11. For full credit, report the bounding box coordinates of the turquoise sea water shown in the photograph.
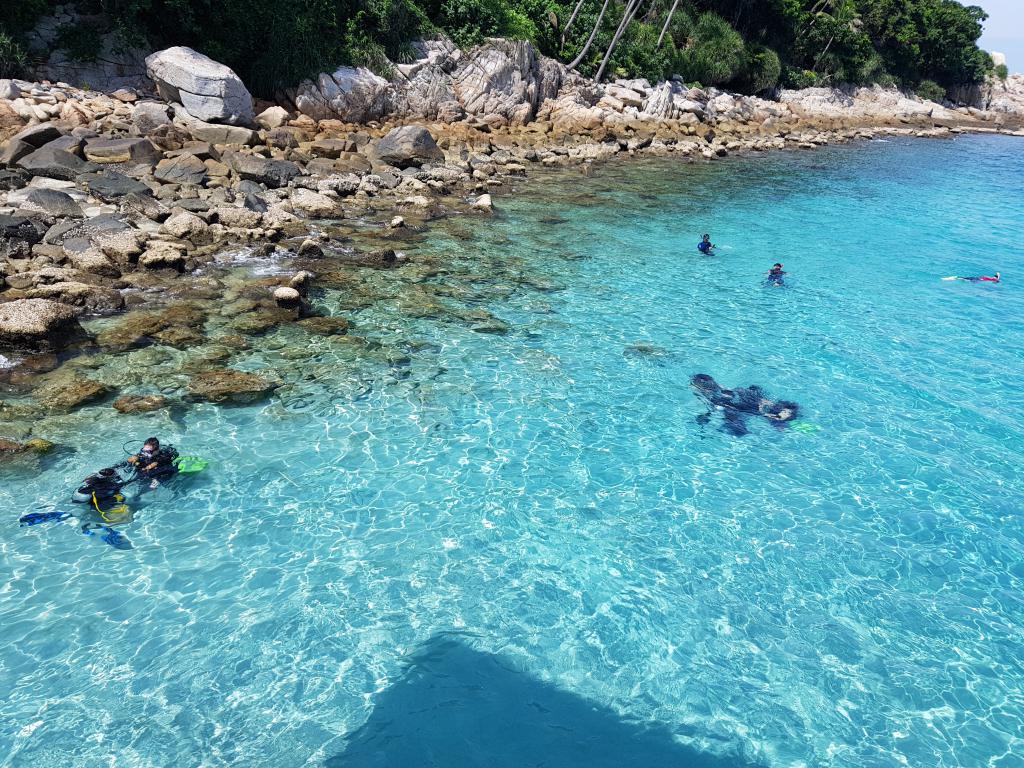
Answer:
[2,135,1023,768]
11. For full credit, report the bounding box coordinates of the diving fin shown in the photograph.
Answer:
[82,524,133,550]
[19,511,72,527]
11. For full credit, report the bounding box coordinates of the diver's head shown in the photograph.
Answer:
[702,234,710,241]
[764,400,799,422]
[691,373,720,395]
[141,437,160,457]
[995,272,1001,281]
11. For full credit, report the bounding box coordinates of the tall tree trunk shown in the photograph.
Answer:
[568,0,611,70]
[657,0,680,48]
[595,0,643,82]
[813,33,836,72]
[561,0,589,54]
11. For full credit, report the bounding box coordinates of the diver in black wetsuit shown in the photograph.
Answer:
[691,374,799,436]
[121,437,179,490]
[766,263,786,286]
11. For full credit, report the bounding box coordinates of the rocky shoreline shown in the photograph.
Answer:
[1,38,1023,465]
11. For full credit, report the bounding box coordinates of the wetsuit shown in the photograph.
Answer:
[76,471,126,506]
[123,445,179,485]
[697,241,713,254]
[958,276,999,283]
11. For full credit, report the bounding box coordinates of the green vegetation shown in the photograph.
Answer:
[0,32,30,78]
[916,79,946,102]
[995,63,1008,81]
[0,0,996,97]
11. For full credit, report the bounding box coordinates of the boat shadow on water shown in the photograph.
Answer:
[327,635,764,768]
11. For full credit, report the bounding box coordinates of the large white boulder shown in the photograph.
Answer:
[145,46,254,125]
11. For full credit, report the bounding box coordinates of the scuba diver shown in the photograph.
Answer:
[120,437,179,490]
[691,373,800,436]
[19,438,203,550]
[945,272,1000,283]
[20,466,136,549]
[766,263,786,286]
[697,234,715,254]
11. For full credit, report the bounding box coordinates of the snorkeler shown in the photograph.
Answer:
[121,437,179,490]
[691,373,800,436]
[767,263,786,285]
[945,272,1000,283]
[697,234,715,254]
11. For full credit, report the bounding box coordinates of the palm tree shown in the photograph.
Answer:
[568,0,612,70]
[560,0,589,54]
[656,0,681,49]
[595,0,646,82]
[810,0,862,74]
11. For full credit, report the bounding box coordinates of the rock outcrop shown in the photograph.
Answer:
[0,298,85,351]
[294,37,564,126]
[295,67,393,123]
[146,47,254,125]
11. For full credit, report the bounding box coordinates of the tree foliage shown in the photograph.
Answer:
[0,0,996,96]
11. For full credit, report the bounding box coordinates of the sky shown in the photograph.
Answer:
[978,0,1024,73]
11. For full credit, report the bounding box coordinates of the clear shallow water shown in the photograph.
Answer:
[2,135,1024,768]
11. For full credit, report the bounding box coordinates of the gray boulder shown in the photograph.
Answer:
[0,140,35,167]
[225,152,301,188]
[154,154,207,185]
[146,46,254,125]
[131,101,173,135]
[7,124,64,149]
[0,168,28,190]
[17,146,97,181]
[83,171,153,200]
[23,188,83,218]
[45,135,86,157]
[373,126,443,169]
[84,137,162,165]
[0,215,44,259]
[0,79,21,100]
[171,105,259,145]
[0,298,86,351]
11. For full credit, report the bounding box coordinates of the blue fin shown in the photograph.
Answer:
[19,511,72,527]
[100,526,133,550]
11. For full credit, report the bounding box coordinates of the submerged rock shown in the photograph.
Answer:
[187,369,280,404]
[297,316,350,336]
[113,394,169,413]
[34,374,110,411]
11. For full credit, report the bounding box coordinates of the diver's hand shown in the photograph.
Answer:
[144,462,157,471]
[126,456,139,465]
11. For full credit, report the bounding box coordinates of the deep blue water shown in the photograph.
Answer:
[2,135,1023,768]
